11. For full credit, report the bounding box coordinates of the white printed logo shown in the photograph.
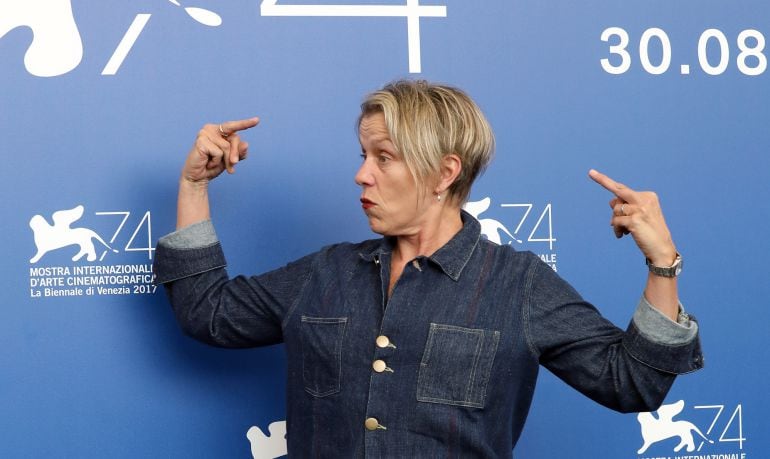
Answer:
[637,400,713,454]
[0,0,221,77]
[260,0,447,73]
[1,0,442,77]
[30,205,117,263]
[636,400,746,457]
[0,0,83,77]
[27,205,156,299]
[102,1,222,75]
[463,196,557,271]
[247,421,288,459]
[464,197,520,245]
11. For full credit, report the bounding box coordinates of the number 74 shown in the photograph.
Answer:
[94,211,154,260]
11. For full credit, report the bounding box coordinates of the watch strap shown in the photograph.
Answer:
[646,253,682,278]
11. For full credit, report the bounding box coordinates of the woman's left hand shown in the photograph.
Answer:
[588,169,678,266]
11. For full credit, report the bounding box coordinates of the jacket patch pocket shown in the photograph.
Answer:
[417,323,500,408]
[300,316,348,397]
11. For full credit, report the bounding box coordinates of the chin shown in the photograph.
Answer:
[367,222,387,236]
[365,217,395,236]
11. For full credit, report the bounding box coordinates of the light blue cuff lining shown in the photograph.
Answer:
[158,220,219,249]
[632,296,698,346]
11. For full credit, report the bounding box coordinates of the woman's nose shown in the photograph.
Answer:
[355,160,373,186]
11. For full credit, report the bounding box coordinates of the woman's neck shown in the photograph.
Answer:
[392,206,463,263]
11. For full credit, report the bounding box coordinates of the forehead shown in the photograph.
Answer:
[358,112,390,141]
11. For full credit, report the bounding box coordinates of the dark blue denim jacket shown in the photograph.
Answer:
[153,212,702,458]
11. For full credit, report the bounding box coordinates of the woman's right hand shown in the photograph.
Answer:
[181,117,260,183]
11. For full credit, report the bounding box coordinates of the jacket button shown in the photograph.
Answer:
[375,335,396,349]
[365,417,385,431]
[376,335,391,348]
[372,360,387,373]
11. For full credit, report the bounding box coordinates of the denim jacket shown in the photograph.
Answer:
[153,211,702,458]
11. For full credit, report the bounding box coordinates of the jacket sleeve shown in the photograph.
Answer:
[152,221,314,348]
[523,256,703,413]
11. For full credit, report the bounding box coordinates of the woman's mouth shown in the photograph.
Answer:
[360,198,375,210]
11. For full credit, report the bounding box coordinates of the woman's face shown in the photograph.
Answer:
[355,112,435,236]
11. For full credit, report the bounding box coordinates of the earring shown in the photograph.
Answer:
[436,193,442,202]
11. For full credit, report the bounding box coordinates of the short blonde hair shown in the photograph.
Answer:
[358,80,495,204]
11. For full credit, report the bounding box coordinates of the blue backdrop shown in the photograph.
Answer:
[2,0,767,457]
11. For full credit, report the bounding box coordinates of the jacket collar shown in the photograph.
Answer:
[359,210,481,282]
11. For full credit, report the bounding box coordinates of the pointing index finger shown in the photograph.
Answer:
[220,117,260,136]
[588,169,637,202]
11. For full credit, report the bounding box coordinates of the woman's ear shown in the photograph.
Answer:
[436,153,462,195]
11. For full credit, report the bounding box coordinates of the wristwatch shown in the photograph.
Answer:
[646,253,683,278]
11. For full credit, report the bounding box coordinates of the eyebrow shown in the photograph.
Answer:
[360,134,394,147]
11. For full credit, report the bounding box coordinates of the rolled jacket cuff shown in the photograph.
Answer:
[158,220,219,249]
[633,296,698,345]
[152,240,226,284]
[623,310,703,374]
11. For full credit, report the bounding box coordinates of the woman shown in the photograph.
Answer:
[154,80,702,457]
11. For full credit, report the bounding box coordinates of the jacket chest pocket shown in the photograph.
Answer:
[417,323,500,409]
[300,316,348,397]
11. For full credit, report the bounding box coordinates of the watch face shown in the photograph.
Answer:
[674,260,683,276]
